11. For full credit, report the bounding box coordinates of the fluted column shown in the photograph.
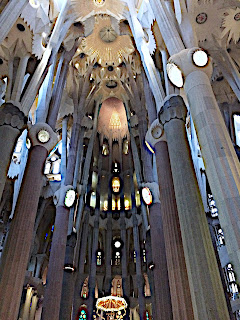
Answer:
[150,0,184,55]
[29,294,38,320]
[146,118,194,319]
[120,212,129,298]
[22,287,33,320]
[159,94,230,320]
[59,231,77,320]
[132,214,145,320]
[0,123,57,320]
[155,139,194,319]
[0,102,27,201]
[72,210,90,319]
[88,209,100,319]
[104,215,112,294]
[41,185,74,320]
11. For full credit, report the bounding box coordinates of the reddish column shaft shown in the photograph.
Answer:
[41,205,69,320]
[155,141,194,320]
[148,202,173,320]
[0,145,47,320]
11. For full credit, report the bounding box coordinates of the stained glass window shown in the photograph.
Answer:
[79,309,87,319]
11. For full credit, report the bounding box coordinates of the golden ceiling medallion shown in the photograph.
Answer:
[94,0,105,6]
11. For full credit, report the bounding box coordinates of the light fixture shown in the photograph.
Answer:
[64,189,76,208]
[192,49,208,67]
[148,262,155,270]
[63,264,76,273]
[37,130,50,143]
[114,240,121,249]
[142,187,153,206]
[96,295,127,316]
[26,138,31,149]
[166,62,184,88]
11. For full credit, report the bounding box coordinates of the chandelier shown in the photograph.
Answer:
[96,296,127,320]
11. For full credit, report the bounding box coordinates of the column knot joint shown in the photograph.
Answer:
[159,95,187,126]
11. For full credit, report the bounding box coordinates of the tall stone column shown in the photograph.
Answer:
[29,294,38,320]
[41,185,74,320]
[150,0,184,55]
[120,212,129,298]
[88,209,100,319]
[104,215,112,295]
[0,123,57,320]
[59,231,77,320]
[22,286,33,320]
[132,214,145,320]
[0,102,27,201]
[72,210,90,319]
[169,48,240,281]
[159,95,230,320]
[146,119,194,319]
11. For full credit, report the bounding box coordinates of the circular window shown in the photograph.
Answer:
[234,12,240,21]
[37,130,50,143]
[196,12,208,24]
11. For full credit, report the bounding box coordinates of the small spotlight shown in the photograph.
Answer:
[192,49,208,67]
[148,262,155,270]
[166,62,183,88]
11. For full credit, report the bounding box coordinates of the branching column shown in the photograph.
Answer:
[0,103,27,201]
[159,95,230,320]
[0,123,57,320]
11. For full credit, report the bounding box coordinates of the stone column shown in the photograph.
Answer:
[88,209,100,319]
[0,123,57,320]
[72,210,90,319]
[120,212,129,298]
[41,185,75,320]
[59,231,77,320]
[159,94,230,320]
[0,102,27,201]
[146,119,194,319]
[104,214,112,295]
[150,0,184,55]
[132,214,145,320]
[29,294,38,320]
[169,47,240,280]
[22,286,33,320]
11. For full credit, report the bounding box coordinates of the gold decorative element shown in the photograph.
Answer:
[82,16,134,66]
[109,109,121,130]
[71,0,126,21]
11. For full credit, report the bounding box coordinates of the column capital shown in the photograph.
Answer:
[168,47,212,80]
[159,95,187,126]
[0,101,27,130]
[28,122,58,152]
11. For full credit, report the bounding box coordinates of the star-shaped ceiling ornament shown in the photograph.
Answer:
[222,8,240,43]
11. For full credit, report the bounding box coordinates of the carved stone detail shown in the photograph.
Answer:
[0,102,27,129]
[145,118,165,147]
[28,122,58,152]
[159,95,187,126]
